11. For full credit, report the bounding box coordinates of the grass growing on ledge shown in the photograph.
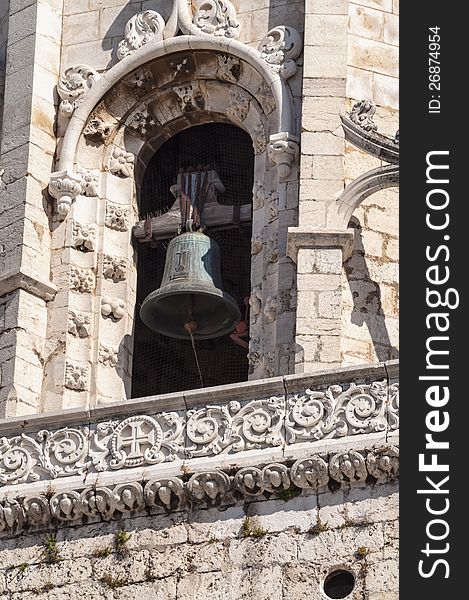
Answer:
[42,532,62,564]
[115,529,132,554]
[309,516,329,535]
[93,546,113,558]
[355,546,370,559]
[241,516,268,539]
[276,486,302,502]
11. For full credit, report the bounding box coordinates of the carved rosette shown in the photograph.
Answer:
[64,362,89,391]
[49,170,83,217]
[268,132,300,178]
[72,222,96,252]
[117,10,165,60]
[68,310,91,338]
[102,255,126,282]
[57,65,100,117]
[99,344,119,367]
[77,168,100,196]
[108,147,135,178]
[105,202,130,231]
[193,0,240,39]
[258,26,302,79]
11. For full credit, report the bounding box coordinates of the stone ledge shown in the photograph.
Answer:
[0,361,399,501]
[0,271,57,302]
[286,227,355,262]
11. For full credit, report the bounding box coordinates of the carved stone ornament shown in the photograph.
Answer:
[252,180,265,210]
[249,285,262,324]
[264,295,278,324]
[366,446,399,481]
[285,380,398,443]
[49,170,83,217]
[84,117,112,143]
[258,26,302,79]
[226,87,250,122]
[99,344,119,368]
[251,235,263,256]
[77,168,100,196]
[193,0,240,39]
[174,84,205,112]
[268,132,300,178]
[108,147,135,178]
[57,65,100,117]
[128,107,156,136]
[117,10,165,60]
[64,362,89,391]
[103,255,126,282]
[267,232,279,263]
[0,446,398,532]
[105,202,130,231]
[252,121,267,155]
[101,296,125,320]
[68,310,91,338]
[216,53,241,83]
[72,222,96,252]
[70,266,95,294]
[349,99,378,132]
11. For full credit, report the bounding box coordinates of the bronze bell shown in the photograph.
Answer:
[140,231,241,340]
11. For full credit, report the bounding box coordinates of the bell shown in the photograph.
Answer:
[140,231,241,340]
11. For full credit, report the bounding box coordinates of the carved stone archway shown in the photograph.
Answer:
[45,39,301,411]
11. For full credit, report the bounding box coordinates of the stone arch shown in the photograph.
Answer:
[44,40,300,410]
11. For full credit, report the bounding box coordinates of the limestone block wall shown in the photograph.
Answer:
[0,483,398,599]
[0,0,64,418]
[0,0,9,138]
[339,0,399,365]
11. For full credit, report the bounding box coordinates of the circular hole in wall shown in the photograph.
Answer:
[323,570,355,599]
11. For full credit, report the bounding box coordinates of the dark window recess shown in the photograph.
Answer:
[132,123,254,398]
[323,570,355,599]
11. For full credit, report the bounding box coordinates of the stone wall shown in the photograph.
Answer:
[0,0,9,139]
[347,0,399,110]
[61,0,306,70]
[0,483,398,599]
[339,0,399,365]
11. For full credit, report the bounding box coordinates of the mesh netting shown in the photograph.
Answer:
[132,123,254,398]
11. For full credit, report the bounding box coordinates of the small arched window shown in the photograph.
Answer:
[131,123,254,398]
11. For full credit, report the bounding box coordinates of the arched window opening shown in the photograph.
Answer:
[132,123,254,398]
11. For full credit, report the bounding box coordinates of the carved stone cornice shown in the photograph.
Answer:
[0,445,398,534]
[340,111,399,164]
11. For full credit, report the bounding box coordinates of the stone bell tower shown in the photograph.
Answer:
[0,1,399,598]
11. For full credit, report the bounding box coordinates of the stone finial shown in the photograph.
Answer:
[349,99,378,132]
[258,26,302,79]
[193,0,240,39]
[268,132,300,178]
[48,170,83,217]
[57,65,101,117]
[117,10,165,60]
